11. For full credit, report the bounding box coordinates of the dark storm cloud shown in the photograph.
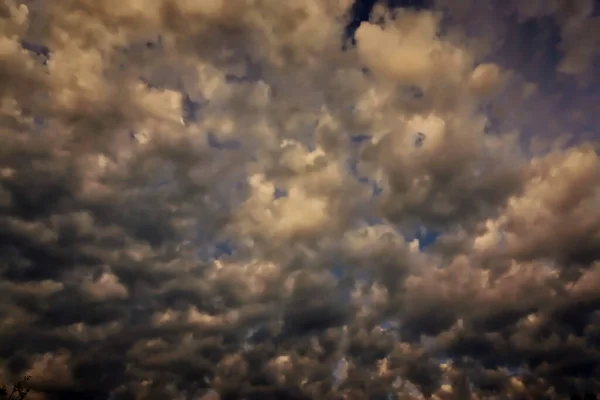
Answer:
[1,0,600,399]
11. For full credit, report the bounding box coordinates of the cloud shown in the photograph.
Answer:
[0,0,599,398]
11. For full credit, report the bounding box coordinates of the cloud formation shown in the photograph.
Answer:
[1,0,599,398]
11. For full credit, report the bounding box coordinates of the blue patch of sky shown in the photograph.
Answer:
[372,184,383,196]
[478,10,561,89]
[350,133,371,144]
[594,0,600,17]
[329,256,354,304]
[304,135,317,152]
[207,132,242,150]
[516,16,562,83]
[21,40,50,65]
[413,131,426,148]
[347,133,383,196]
[385,0,431,10]
[401,85,425,100]
[128,130,138,143]
[439,2,593,150]
[362,215,386,227]
[467,4,600,151]
[196,238,235,262]
[344,0,378,47]
[344,0,433,47]
[347,158,370,185]
[20,41,50,127]
[32,116,44,128]
[331,261,345,281]
[181,92,206,125]
[413,227,440,251]
[273,187,288,199]
[480,103,501,134]
[214,240,235,258]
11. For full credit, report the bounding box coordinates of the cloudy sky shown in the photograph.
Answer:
[1,0,600,399]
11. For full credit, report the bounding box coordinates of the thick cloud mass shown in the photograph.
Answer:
[1,0,600,399]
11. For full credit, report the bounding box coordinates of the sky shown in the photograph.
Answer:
[1,0,600,399]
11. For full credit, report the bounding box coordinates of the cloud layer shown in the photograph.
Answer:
[1,0,599,398]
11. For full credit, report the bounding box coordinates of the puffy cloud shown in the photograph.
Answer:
[81,269,129,302]
[0,0,599,399]
[468,63,507,98]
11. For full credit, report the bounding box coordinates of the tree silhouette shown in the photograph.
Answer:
[0,376,31,400]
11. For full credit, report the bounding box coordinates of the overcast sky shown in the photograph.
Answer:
[1,0,600,399]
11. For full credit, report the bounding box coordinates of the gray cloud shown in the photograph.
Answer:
[1,0,600,399]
